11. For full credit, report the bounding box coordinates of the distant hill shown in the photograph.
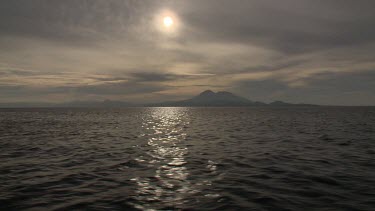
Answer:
[57,100,134,108]
[268,100,316,107]
[0,100,134,108]
[150,90,263,107]
[0,90,317,108]
[150,90,315,107]
[0,102,56,108]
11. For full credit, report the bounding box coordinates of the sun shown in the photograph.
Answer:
[154,10,179,35]
[163,16,174,28]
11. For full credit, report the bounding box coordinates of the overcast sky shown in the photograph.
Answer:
[1,0,375,105]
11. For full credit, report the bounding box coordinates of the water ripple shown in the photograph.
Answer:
[0,107,374,210]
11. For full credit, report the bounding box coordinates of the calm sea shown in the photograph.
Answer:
[0,107,374,210]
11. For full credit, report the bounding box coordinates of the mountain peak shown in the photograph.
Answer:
[188,90,252,106]
[199,90,215,96]
[269,100,289,105]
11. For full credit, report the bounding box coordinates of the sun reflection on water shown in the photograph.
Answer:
[131,107,195,210]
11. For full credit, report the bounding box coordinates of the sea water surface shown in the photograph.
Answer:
[0,107,374,210]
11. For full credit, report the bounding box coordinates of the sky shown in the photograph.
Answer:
[0,0,375,105]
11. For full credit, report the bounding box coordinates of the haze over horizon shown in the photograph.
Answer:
[1,0,375,106]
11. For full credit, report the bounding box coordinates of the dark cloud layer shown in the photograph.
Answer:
[0,0,375,105]
[179,0,375,53]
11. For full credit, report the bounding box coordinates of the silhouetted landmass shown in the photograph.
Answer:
[148,90,317,107]
[0,90,318,108]
[0,102,56,108]
[58,100,134,108]
[150,90,260,107]
[0,100,133,108]
[268,100,317,107]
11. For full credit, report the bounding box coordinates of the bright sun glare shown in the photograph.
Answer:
[155,11,179,35]
[163,16,174,27]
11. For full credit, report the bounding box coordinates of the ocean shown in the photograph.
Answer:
[0,107,374,210]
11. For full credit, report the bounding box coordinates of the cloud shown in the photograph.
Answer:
[232,70,375,105]
[0,0,375,105]
[178,0,375,53]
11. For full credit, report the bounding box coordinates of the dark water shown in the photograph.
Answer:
[0,107,374,210]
